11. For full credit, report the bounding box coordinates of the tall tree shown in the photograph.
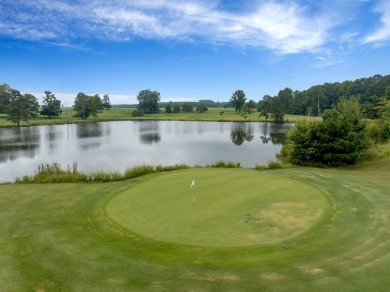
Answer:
[0,84,12,114]
[277,87,294,114]
[73,93,90,119]
[102,94,112,110]
[270,97,285,122]
[230,90,246,112]
[137,89,160,114]
[258,95,271,121]
[7,91,39,127]
[40,91,62,118]
[90,94,103,118]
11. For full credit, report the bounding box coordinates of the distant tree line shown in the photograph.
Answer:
[258,74,390,121]
[0,84,111,126]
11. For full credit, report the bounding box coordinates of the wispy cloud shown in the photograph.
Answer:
[0,0,380,55]
[362,0,390,43]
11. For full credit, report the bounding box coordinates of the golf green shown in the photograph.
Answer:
[107,168,328,247]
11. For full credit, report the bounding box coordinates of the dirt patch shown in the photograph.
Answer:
[188,272,240,282]
[261,202,322,230]
[260,273,285,281]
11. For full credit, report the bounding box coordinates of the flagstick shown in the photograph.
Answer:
[191,179,196,211]
[192,188,195,211]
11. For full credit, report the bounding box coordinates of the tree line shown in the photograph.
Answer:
[257,74,390,121]
[0,84,112,126]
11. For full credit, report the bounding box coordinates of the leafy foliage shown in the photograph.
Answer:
[230,90,246,112]
[196,101,208,113]
[258,74,390,117]
[73,93,103,119]
[7,90,39,126]
[181,102,193,113]
[165,104,172,113]
[40,91,62,118]
[281,98,368,167]
[172,104,181,113]
[0,83,12,114]
[102,94,112,110]
[137,89,160,114]
[131,109,144,117]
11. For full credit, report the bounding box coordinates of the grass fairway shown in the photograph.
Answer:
[1,158,390,291]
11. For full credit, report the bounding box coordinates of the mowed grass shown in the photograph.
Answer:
[0,108,320,127]
[107,169,327,247]
[1,158,390,291]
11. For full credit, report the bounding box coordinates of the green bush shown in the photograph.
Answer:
[131,109,144,117]
[282,99,369,167]
[212,161,241,168]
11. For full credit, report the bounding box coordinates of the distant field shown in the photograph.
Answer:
[1,154,389,291]
[0,108,320,127]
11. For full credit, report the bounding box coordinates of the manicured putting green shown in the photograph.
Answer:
[107,168,328,247]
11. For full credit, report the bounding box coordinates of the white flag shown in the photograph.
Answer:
[191,179,195,189]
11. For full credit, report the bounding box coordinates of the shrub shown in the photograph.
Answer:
[267,161,283,169]
[124,165,155,179]
[212,161,241,168]
[131,109,144,117]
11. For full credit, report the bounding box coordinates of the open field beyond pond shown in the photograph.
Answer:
[0,107,321,127]
[1,155,389,291]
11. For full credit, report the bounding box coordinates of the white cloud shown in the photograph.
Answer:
[362,0,390,43]
[0,0,369,54]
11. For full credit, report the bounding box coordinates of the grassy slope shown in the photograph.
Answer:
[1,155,389,291]
[0,108,320,127]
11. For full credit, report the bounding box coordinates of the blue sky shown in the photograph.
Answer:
[1,0,390,105]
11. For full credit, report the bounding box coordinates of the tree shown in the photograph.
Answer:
[277,87,294,114]
[137,89,160,114]
[90,94,103,118]
[258,95,271,121]
[7,91,39,127]
[102,94,112,110]
[230,90,246,112]
[196,101,208,113]
[280,98,368,167]
[40,91,62,118]
[73,93,90,119]
[0,84,12,114]
[165,104,172,113]
[270,97,285,122]
[181,102,193,113]
[173,104,181,113]
[241,99,256,120]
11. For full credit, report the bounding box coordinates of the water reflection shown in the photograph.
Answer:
[45,125,63,153]
[259,123,288,145]
[0,121,292,182]
[76,123,104,151]
[139,121,161,144]
[0,127,40,163]
[230,123,254,145]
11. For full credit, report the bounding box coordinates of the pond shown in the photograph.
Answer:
[0,121,292,182]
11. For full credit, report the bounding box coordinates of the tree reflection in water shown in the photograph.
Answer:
[139,121,161,145]
[230,123,254,145]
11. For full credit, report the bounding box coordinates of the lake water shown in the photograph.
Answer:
[0,121,292,182]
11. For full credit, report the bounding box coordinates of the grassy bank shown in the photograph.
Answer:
[0,108,320,127]
[1,154,389,290]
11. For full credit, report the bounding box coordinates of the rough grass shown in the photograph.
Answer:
[1,156,390,291]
